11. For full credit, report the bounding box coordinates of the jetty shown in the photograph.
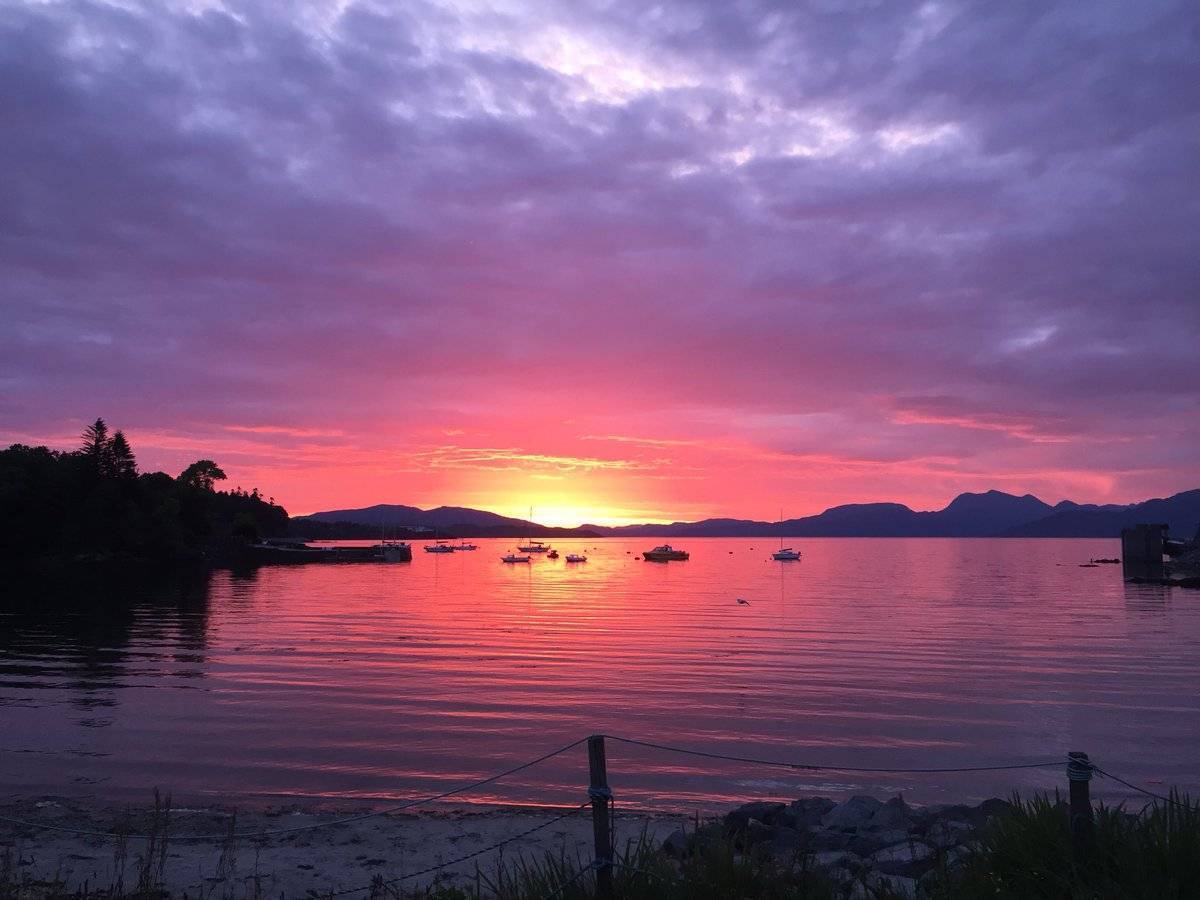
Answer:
[244,537,411,564]
[1121,522,1200,586]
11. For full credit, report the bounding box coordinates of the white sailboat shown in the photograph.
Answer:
[772,510,801,561]
[517,506,551,553]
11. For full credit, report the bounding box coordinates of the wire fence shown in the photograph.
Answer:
[0,732,1191,896]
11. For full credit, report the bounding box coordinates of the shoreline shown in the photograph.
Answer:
[0,796,686,897]
[1,790,1030,898]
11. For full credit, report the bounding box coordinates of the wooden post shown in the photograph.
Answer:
[588,735,613,898]
[1067,751,1093,862]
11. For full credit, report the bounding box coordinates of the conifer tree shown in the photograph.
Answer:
[109,431,137,479]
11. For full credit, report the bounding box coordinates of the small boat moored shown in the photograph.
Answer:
[565,553,588,563]
[454,542,479,551]
[425,540,455,553]
[547,549,559,559]
[501,553,532,563]
[517,540,551,553]
[643,544,689,561]
[772,511,801,561]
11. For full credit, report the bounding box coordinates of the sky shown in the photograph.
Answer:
[2,0,1198,525]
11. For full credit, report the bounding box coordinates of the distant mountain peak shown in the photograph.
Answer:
[300,488,1200,539]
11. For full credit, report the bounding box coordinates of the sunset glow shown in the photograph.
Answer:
[2,0,1197,522]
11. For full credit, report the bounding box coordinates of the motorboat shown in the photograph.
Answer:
[376,540,412,562]
[517,540,550,553]
[547,549,559,559]
[501,553,531,563]
[643,544,689,561]
[565,554,588,563]
[454,542,479,551]
[424,540,455,553]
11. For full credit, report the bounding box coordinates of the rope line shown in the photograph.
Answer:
[602,734,1066,773]
[1092,765,1197,811]
[326,802,591,897]
[0,736,588,843]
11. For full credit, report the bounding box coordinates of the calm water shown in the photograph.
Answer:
[2,538,1198,812]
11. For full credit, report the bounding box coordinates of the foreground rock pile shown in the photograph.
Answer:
[663,795,1011,897]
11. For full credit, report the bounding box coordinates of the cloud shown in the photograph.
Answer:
[1,0,1197,516]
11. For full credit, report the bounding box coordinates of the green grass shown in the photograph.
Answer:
[925,789,1200,899]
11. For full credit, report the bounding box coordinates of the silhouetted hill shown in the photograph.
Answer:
[307,489,1200,540]
[304,503,530,530]
[589,489,1200,538]
[296,505,601,538]
[1002,490,1200,538]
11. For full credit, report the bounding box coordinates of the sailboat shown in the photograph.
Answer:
[424,527,455,553]
[772,510,801,561]
[516,506,551,553]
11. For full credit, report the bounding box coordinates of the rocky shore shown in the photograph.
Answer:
[2,793,1010,898]
[663,794,1012,898]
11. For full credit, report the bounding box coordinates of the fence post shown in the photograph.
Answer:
[1067,751,1093,862]
[588,735,613,898]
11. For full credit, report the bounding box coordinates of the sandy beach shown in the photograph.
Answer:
[1,797,686,897]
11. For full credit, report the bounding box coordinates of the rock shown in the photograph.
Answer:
[813,850,863,870]
[929,803,974,823]
[741,817,775,847]
[660,828,688,856]
[822,796,883,831]
[724,801,787,831]
[868,796,911,831]
[809,829,853,852]
[871,842,934,866]
[867,872,918,899]
[848,829,907,856]
[871,841,937,880]
[787,797,835,830]
[769,825,803,860]
[944,843,975,867]
[926,819,972,849]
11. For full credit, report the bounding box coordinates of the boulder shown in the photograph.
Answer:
[809,828,854,852]
[848,829,908,856]
[768,825,803,860]
[787,796,836,829]
[741,817,776,847]
[724,801,787,831]
[822,796,883,831]
[813,849,862,870]
[870,842,934,866]
[868,796,911,831]
[926,819,972,849]
[865,872,918,899]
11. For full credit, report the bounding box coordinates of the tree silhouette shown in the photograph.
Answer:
[109,431,137,479]
[178,460,227,491]
[2,418,288,569]
[81,418,113,477]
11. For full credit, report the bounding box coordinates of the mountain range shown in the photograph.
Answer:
[298,489,1200,539]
